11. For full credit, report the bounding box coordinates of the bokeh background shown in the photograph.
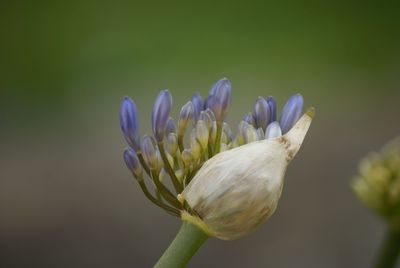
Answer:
[1,1,400,267]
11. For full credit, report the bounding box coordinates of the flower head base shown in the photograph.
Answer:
[352,137,400,229]
[181,109,313,239]
[120,78,314,238]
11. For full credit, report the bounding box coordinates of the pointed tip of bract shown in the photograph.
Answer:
[305,107,315,118]
[282,110,313,161]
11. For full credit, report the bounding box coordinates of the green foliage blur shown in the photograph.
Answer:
[1,0,399,126]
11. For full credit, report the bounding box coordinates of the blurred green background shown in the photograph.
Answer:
[1,1,400,267]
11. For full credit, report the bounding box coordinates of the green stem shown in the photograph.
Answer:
[213,122,222,155]
[158,142,183,193]
[178,135,184,153]
[137,181,179,216]
[150,171,182,209]
[374,227,400,268]
[154,220,209,268]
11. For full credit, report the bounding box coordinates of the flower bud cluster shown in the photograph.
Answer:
[120,77,312,235]
[352,137,400,228]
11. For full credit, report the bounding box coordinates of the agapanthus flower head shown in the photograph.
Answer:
[352,137,400,228]
[119,78,314,237]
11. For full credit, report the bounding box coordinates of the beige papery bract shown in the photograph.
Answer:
[181,109,314,240]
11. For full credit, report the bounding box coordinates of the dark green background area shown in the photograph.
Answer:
[1,1,400,267]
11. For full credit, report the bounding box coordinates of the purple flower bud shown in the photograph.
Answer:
[265,121,282,139]
[204,95,213,110]
[243,112,255,125]
[252,97,270,130]
[266,96,277,122]
[140,135,158,170]
[166,117,176,134]
[178,101,194,136]
[120,96,140,150]
[151,90,172,142]
[280,94,304,134]
[191,93,203,121]
[123,148,143,179]
[207,78,232,122]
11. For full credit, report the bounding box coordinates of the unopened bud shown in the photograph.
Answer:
[182,149,194,167]
[244,124,259,143]
[141,135,158,170]
[123,148,143,180]
[265,121,282,139]
[166,117,177,134]
[191,93,203,121]
[256,128,265,140]
[166,133,178,157]
[266,96,277,122]
[196,120,209,150]
[178,101,194,136]
[190,130,202,160]
[152,90,172,141]
[280,94,303,134]
[252,96,270,130]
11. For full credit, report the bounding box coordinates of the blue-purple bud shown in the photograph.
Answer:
[166,117,176,134]
[265,121,282,139]
[120,96,140,151]
[191,93,203,121]
[178,101,194,136]
[140,135,158,170]
[266,96,277,122]
[207,78,232,122]
[252,97,270,130]
[243,112,255,125]
[123,148,143,180]
[204,95,213,110]
[151,90,172,141]
[280,94,304,134]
